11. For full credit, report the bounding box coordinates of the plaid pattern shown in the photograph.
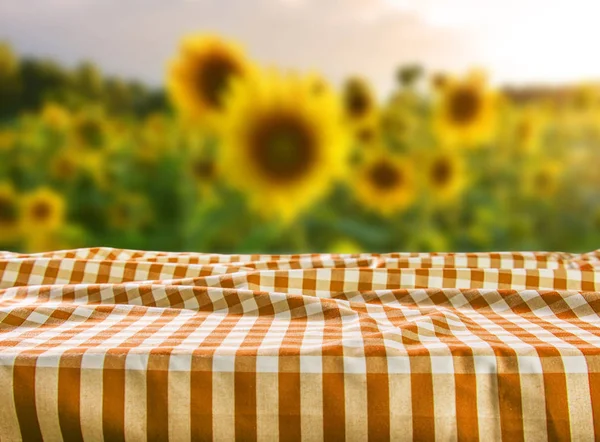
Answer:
[1,248,600,441]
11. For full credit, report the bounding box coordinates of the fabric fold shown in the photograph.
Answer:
[1,247,599,440]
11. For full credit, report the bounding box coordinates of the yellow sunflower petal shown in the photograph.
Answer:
[167,34,253,126]
[423,150,467,205]
[20,187,66,233]
[217,69,350,222]
[352,152,416,215]
[434,73,498,147]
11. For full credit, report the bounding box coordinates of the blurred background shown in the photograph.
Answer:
[1,0,600,254]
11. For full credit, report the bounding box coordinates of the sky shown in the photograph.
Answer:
[0,0,599,95]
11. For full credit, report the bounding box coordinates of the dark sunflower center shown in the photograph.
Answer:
[345,82,371,118]
[432,74,448,90]
[431,159,452,187]
[32,201,52,221]
[573,92,591,111]
[395,119,407,134]
[369,161,402,190]
[57,158,76,176]
[197,54,240,110]
[448,87,481,124]
[517,121,532,141]
[78,119,104,148]
[534,171,551,191]
[0,196,17,223]
[393,119,408,138]
[115,204,132,223]
[382,114,407,138]
[250,114,316,182]
[192,159,215,179]
[357,127,375,144]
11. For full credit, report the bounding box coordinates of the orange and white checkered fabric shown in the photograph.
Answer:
[1,247,600,441]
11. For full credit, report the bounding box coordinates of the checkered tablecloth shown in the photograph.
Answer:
[1,247,600,441]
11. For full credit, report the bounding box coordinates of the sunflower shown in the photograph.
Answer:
[342,77,377,126]
[134,114,178,162]
[73,110,107,149]
[176,125,219,196]
[524,161,563,199]
[513,107,546,154]
[570,83,599,114]
[142,114,173,149]
[565,83,600,132]
[434,73,497,146]
[41,102,71,132]
[66,110,114,187]
[168,34,251,125]
[20,187,66,233]
[217,70,349,221]
[347,111,384,158]
[354,122,380,147]
[188,146,219,199]
[430,72,450,92]
[0,129,15,152]
[50,148,81,183]
[306,72,332,97]
[191,157,216,181]
[0,183,20,244]
[144,113,169,137]
[380,104,417,148]
[108,193,152,230]
[353,153,416,215]
[424,150,466,204]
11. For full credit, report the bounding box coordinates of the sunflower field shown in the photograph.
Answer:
[1,35,600,254]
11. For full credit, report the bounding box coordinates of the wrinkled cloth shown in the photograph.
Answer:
[1,247,600,441]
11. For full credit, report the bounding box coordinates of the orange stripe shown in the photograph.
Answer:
[497,373,524,442]
[58,355,84,442]
[235,370,257,441]
[367,372,390,441]
[191,311,245,439]
[190,357,212,441]
[455,373,479,440]
[410,372,435,441]
[146,361,169,442]
[322,372,346,442]
[277,297,308,441]
[149,313,211,440]
[322,297,345,442]
[15,260,33,286]
[13,360,43,440]
[278,371,301,442]
[362,304,390,442]
[543,372,571,440]
[102,355,126,442]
